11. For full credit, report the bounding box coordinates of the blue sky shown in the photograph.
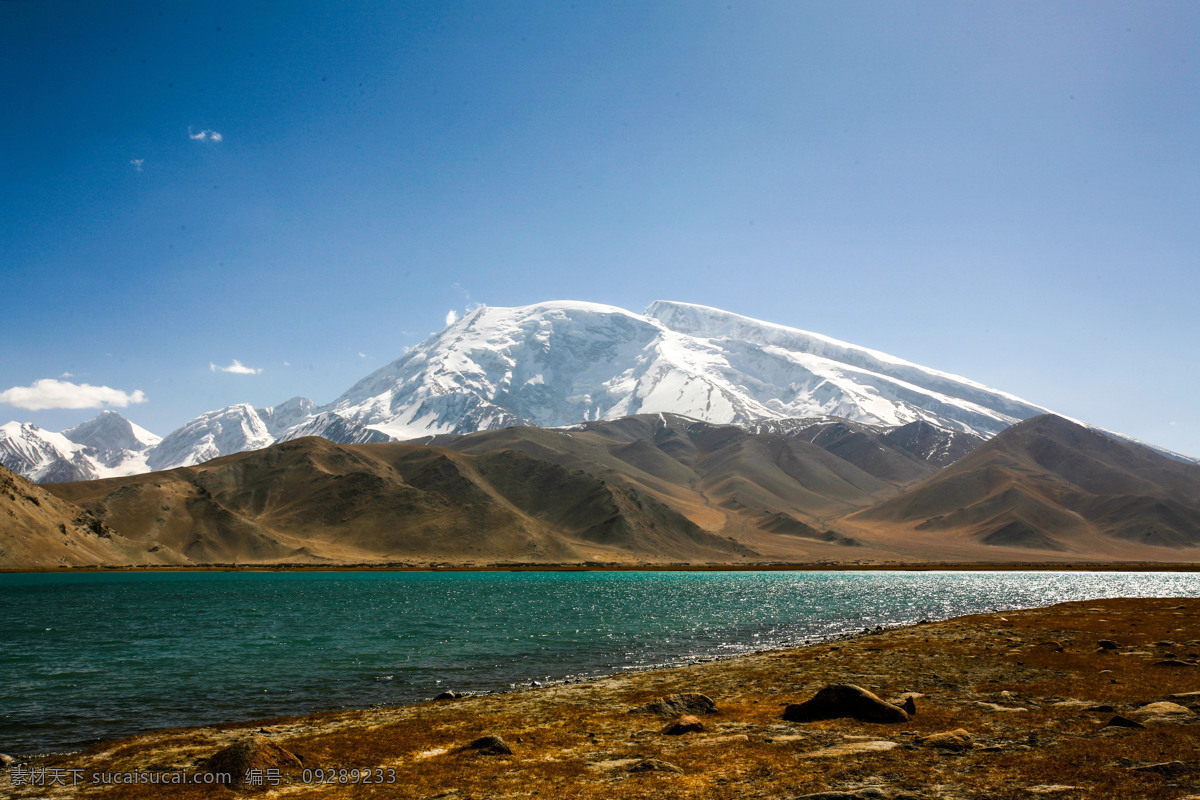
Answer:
[2,1,1198,456]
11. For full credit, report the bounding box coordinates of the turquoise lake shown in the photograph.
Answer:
[2,569,1198,755]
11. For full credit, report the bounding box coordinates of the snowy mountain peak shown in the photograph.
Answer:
[146,403,274,471]
[1,414,160,482]
[63,410,161,453]
[326,300,1052,442]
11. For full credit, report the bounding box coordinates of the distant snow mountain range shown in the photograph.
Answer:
[0,300,1110,483]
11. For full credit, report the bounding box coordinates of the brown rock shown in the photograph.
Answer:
[1127,760,1188,776]
[783,684,909,724]
[917,728,973,751]
[201,735,303,787]
[1151,659,1199,668]
[463,735,513,755]
[1102,714,1145,729]
[627,758,683,774]
[661,715,706,735]
[1130,701,1194,724]
[1097,640,1119,650]
[640,692,718,717]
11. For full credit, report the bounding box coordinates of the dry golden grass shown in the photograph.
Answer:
[8,597,1200,799]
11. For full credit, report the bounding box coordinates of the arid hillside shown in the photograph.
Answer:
[5,414,1198,568]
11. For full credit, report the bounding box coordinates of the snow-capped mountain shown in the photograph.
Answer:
[1,411,160,482]
[3,300,1073,482]
[328,300,1052,439]
[63,410,161,467]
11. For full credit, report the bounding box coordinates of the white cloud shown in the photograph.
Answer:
[209,359,262,375]
[0,379,147,411]
[130,158,144,172]
[358,352,367,359]
[188,127,223,142]
[445,309,459,326]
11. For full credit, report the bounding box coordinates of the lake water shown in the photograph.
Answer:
[2,569,1198,756]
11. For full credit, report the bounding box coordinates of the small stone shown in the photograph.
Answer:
[627,758,683,774]
[783,684,909,724]
[794,790,891,800]
[1127,760,1188,776]
[1102,715,1145,729]
[1151,659,1198,668]
[464,735,512,755]
[0,753,15,769]
[661,715,706,735]
[917,728,973,751]
[799,740,899,758]
[434,690,459,700]
[1097,640,1119,650]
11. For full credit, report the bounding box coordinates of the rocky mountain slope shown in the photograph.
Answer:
[0,462,179,568]
[848,414,1200,557]
[45,433,756,566]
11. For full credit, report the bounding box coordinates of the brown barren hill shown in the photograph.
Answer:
[44,436,755,567]
[847,414,1200,561]
[0,463,185,568]
[12,597,1200,800]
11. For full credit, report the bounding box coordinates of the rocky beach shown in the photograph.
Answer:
[5,597,1200,799]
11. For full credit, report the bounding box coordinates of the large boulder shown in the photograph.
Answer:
[463,735,513,755]
[201,735,303,787]
[661,715,706,735]
[639,693,718,717]
[783,684,909,724]
[627,758,683,774]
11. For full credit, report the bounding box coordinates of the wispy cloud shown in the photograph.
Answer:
[130,158,144,172]
[0,379,147,411]
[188,126,223,142]
[209,359,262,375]
[445,309,460,326]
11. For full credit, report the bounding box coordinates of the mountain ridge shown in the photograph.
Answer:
[12,412,1198,569]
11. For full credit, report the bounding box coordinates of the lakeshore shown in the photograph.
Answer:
[5,597,1200,799]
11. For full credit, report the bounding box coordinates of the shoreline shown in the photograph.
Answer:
[6,560,1200,574]
[6,597,1200,799]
